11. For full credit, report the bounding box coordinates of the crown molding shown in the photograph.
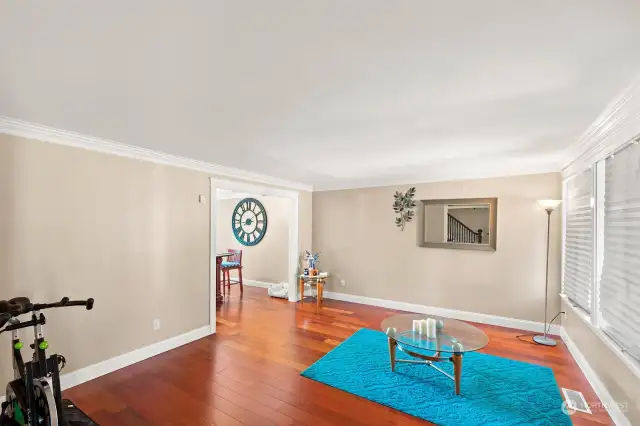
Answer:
[0,116,313,192]
[561,76,640,179]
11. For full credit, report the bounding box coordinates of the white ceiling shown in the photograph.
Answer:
[1,1,639,190]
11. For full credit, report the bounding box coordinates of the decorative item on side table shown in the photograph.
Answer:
[393,187,417,231]
[305,251,320,271]
[232,197,267,246]
[533,199,563,347]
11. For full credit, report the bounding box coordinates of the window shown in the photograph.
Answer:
[563,169,594,312]
[563,137,640,365]
[599,142,640,360]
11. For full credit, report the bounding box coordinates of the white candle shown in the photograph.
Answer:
[420,319,428,335]
[426,318,437,338]
[412,320,421,333]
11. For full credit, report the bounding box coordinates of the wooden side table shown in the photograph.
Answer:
[299,274,329,309]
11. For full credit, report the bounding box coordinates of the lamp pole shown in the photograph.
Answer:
[533,207,557,347]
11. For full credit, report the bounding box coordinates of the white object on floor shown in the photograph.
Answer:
[268,282,289,299]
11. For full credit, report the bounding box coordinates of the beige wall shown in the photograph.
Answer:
[216,196,290,283]
[0,133,312,388]
[562,301,640,424]
[312,173,562,322]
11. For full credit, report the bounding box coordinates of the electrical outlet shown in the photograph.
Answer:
[153,319,161,331]
[340,280,346,287]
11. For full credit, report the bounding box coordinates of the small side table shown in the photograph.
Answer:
[299,274,329,309]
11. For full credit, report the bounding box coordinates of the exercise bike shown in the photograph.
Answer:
[0,296,97,426]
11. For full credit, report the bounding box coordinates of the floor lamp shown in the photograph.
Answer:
[533,199,563,347]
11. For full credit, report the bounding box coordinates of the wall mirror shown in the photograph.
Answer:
[417,198,497,251]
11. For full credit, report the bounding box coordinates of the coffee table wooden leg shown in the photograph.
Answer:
[388,337,397,372]
[299,279,304,303]
[452,353,463,395]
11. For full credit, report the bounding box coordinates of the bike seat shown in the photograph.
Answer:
[0,297,32,316]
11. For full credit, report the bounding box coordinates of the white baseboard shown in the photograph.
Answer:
[61,325,211,390]
[560,328,631,426]
[323,291,562,335]
[243,279,273,289]
[0,325,211,404]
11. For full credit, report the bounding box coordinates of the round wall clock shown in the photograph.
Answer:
[232,198,268,246]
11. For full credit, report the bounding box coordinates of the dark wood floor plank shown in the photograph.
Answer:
[63,287,613,425]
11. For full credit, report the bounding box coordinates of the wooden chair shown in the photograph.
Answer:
[222,249,243,297]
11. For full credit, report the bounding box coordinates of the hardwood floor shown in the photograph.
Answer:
[64,287,613,425]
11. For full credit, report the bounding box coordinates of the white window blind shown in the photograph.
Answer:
[600,142,640,360]
[563,169,593,312]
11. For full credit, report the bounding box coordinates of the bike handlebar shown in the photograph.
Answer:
[31,297,94,312]
[0,297,94,334]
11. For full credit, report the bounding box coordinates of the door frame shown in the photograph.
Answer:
[209,178,300,333]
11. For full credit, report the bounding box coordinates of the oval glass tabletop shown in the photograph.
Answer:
[381,314,489,354]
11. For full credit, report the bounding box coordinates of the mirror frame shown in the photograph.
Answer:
[416,197,497,251]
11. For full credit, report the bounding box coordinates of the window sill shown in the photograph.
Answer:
[561,294,640,380]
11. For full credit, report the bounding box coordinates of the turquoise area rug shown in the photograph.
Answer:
[301,329,571,426]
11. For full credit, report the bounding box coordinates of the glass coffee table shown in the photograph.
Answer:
[381,314,489,395]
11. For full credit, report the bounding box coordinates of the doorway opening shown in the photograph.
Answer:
[209,179,299,333]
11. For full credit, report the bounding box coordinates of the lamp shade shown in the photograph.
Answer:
[537,199,562,210]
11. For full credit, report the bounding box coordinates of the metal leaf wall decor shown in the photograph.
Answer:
[393,187,417,231]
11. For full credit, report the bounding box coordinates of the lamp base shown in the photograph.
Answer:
[533,335,557,347]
